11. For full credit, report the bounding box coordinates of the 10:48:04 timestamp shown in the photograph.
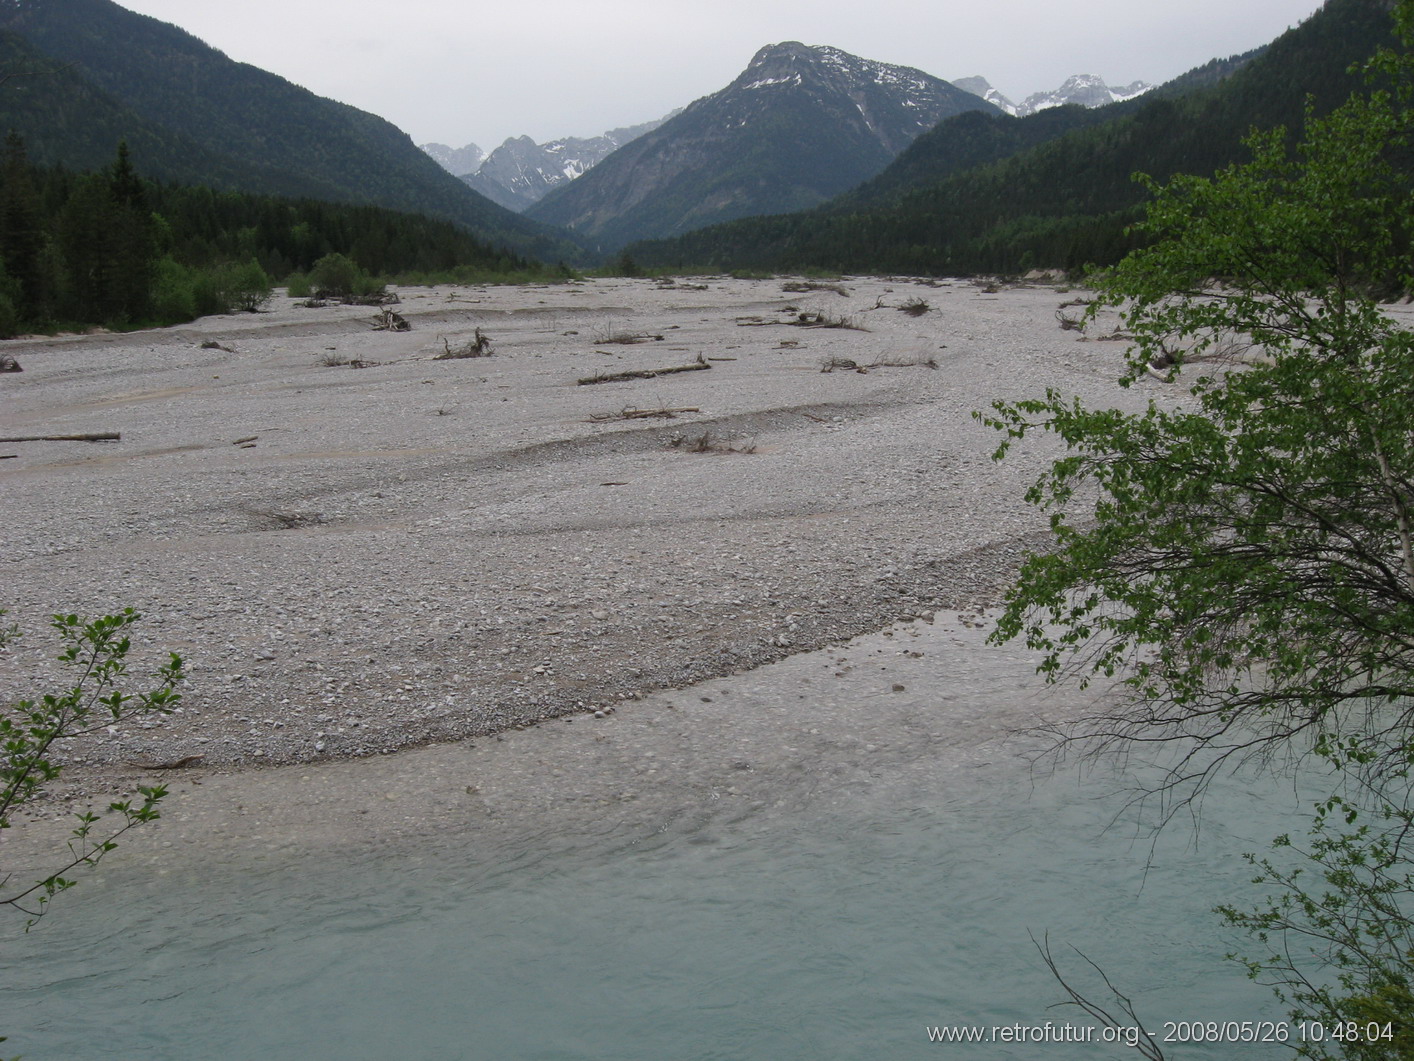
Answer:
[1162,1021,1397,1044]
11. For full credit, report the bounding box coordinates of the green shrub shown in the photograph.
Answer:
[285,271,311,298]
[217,258,273,312]
[149,257,198,324]
[189,269,226,318]
[308,252,381,299]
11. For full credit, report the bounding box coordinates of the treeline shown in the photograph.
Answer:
[0,136,549,336]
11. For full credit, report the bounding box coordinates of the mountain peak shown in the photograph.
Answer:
[749,40,812,65]
[526,42,998,248]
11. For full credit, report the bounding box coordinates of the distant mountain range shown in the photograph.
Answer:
[952,74,1153,116]
[421,114,678,213]
[0,0,583,263]
[522,42,999,250]
[422,72,1153,219]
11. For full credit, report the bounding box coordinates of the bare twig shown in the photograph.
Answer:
[1033,933,1167,1061]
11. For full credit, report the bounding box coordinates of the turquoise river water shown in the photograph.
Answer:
[0,748,1310,1061]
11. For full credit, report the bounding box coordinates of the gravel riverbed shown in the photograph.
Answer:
[1,275,1151,809]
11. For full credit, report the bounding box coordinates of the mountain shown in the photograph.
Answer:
[460,114,675,212]
[627,0,1386,276]
[0,0,583,263]
[420,141,486,176]
[522,42,998,250]
[950,76,1020,115]
[1017,74,1153,114]
[955,75,1153,117]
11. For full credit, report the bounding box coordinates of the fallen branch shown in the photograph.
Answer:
[577,356,710,386]
[589,406,701,422]
[868,354,938,370]
[781,281,849,297]
[0,432,121,443]
[735,310,866,330]
[821,353,938,374]
[127,754,205,771]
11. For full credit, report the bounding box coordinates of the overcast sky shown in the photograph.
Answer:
[114,0,1324,150]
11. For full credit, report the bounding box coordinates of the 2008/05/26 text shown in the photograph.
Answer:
[926,1020,1397,1046]
[1164,1020,1396,1045]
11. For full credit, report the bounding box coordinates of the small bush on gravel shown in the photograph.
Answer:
[217,258,274,313]
[308,253,383,300]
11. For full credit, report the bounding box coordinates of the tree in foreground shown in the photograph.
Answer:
[0,609,183,923]
[980,1,1414,1051]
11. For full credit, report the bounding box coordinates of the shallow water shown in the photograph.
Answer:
[3,753,1303,1061]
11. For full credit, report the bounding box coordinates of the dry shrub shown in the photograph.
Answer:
[668,431,757,454]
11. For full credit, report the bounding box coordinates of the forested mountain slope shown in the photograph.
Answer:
[629,0,1385,275]
[0,0,582,263]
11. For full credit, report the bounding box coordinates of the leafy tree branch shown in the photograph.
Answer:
[0,608,183,925]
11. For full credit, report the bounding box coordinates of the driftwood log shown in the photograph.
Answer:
[0,432,120,443]
[128,754,205,770]
[577,357,710,386]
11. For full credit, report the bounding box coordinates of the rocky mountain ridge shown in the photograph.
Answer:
[446,114,676,212]
[952,74,1153,116]
[419,141,486,177]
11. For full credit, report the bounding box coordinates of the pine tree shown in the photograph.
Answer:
[0,132,48,323]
